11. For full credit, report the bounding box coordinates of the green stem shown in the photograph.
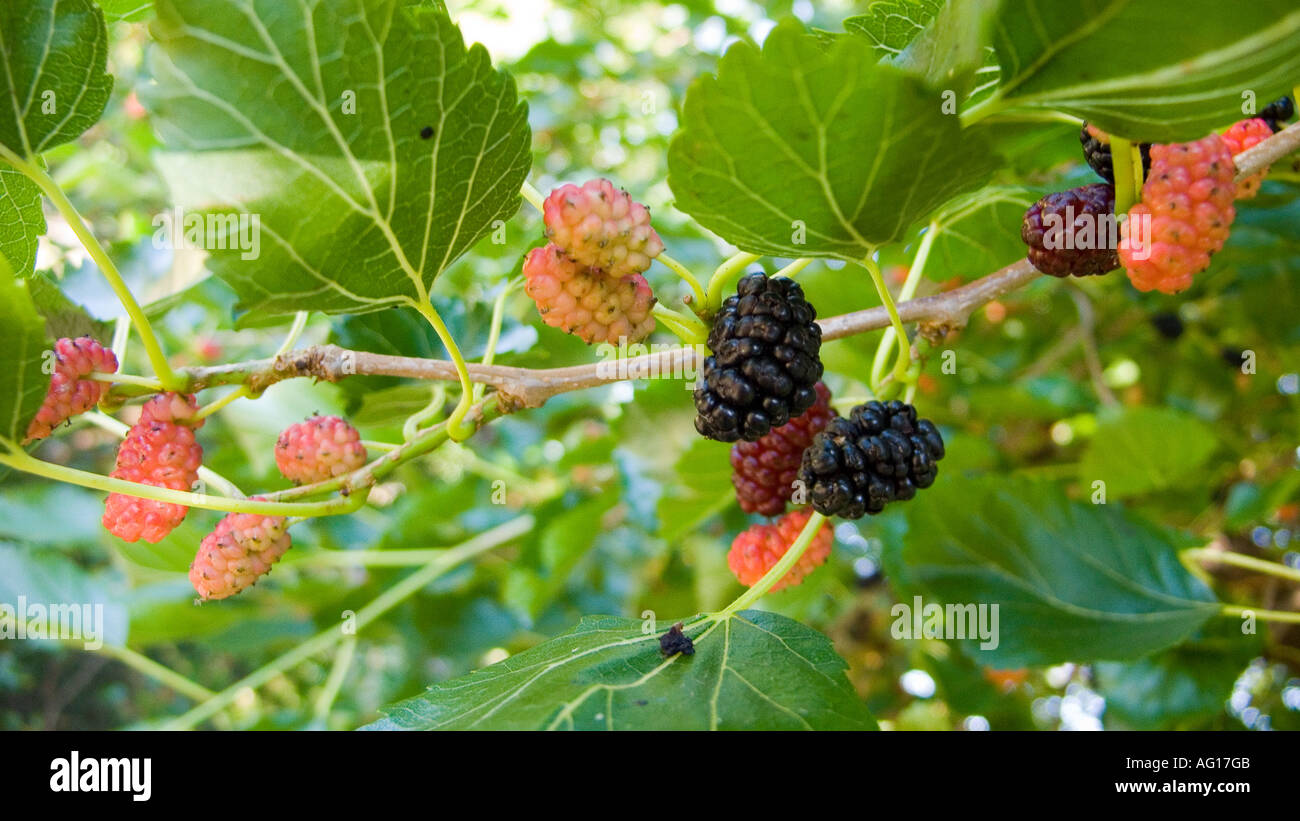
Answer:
[275,311,310,358]
[0,145,181,390]
[162,515,534,730]
[311,637,356,723]
[0,442,365,517]
[87,372,162,389]
[705,252,763,312]
[871,226,935,389]
[1184,549,1300,584]
[110,315,130,365]
[774,257,814,279]
[862,254,911,394]
[193,385,249,421]
[520,180,546,213]
[1111,135,1138,213]
[652,302,709,344]
[715,511,826,618]
[97,643,217,704]
[81,411,244,497]
[657,252,707,308]
[409,298,476,441]
[402,383,447,442]
[473,281,515,402]
[1220,604,1300,624]
[360,439,401,453]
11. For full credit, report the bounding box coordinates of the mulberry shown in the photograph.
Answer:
[523,244,656,344]
[1079,123,1152,184]
[727,508,833,591]
[798,400,945,520]
[23,336,118,444]
[731,381,836,516]
[542,179,664,278]
[1020,183,1119,277]
[694,272,823,443]
[102,393,205,543]
[275,415,368,485]
[189,499,292,600]
[1221,117,1274,199]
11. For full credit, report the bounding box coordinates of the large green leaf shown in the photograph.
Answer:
[843,0,943,59]
[97,0,154,22]
[367,610,877,730]
[983,0,1300,141]
[0,166,43,274]
[886,476,1218,666]
[1078,406,1218,499]
[145,0,531,319]
[0,0,114,156]
[892,0,1001,98]
[667,20,998,260]
[0,268,52,442]
[919,185,1036,281]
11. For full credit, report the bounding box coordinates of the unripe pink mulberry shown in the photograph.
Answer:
[24,336,118,444]
[523,244,656,344]
[542,179,664,278]
[189,499,292,600]
[102,393,205,543]
[1221,117,1274,199]
[275,415,367,484]
[727,508,833,592]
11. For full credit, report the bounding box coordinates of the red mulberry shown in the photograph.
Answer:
[189,499,292,600]
[102,393,205,543]
[731,382,836,516]
[275,415,368,485]
[727,508,833,592]
[23,336,118,444]
[523,244,656,344]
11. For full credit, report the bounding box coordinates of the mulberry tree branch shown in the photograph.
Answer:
[103,121,1300,410]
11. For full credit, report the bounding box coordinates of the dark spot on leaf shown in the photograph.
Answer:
[420,126,434,140]
[659,622,694,657]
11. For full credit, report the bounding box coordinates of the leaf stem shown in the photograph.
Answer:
[409,298,477,441]
[0,145,182,390]
[162,514,534,730]
[871,225,936,390]
[520,180,546,213]
[473,281,516,402]
[1220,604,1300,624]
[403,383,447,442]
[275,311,310,358]
[311,637,356,724]
[97,643,217,704]
[87,372,163,389]
[715,511,826,618]
[774,257,814,279]
[193,385,249,421]
[652,302,709,344]
[81,411,244,497]
[862,253,912,395]
[657,252,707,308]
[705,251,762,312]
[1184,548,1300,584]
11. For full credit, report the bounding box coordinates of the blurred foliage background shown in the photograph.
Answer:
[2,0,1299,730]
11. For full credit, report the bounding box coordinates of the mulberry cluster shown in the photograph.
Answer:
[1221,118,1274,199]
[1020,183,1119,277]
[727,508,833,592]
[542,178,664,278]
[189,499,292,600]
[1079,123,1152,184]
[102,393,205,543]
[23,336,118,444]
[797,400,945,519]
[275,415,368,485]
[694,272,823,443]
[730,381,836,516]
[523,244,656,344]
[1118,134,1237,294]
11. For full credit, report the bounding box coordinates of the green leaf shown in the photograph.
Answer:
[656,437,734,544]
[983,0,1300,141]
[886,476,1218,666]
[1078,406,1218,499]
[844,0,943,58]
[921,185,1036,281]
[145,0,531,320]
[502,486,618,620]
[97,0,154,22]
[23,272,113,342]
[667,20,998,259]
[0,0,114,155]
[0,166,44,274]
[0,542,128,647]
[1094,620,1261,730]
[367,610,877,730]
[0,270,52,442]
[893,0,1001,98]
